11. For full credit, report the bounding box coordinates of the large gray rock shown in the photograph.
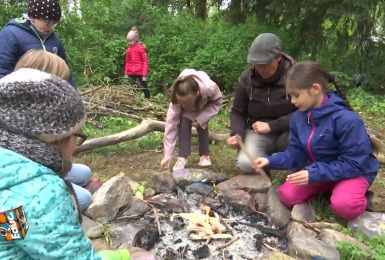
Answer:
[109,221,142,249]
[254,193,268,213]
[81,215,103,239]
[118,198,150,218]
[291,203,315,223]
[172,168,228,185]
[185,182,213,195]
[146,193,181,211]
[85,174,133,221]
[286,221,317,238]
[267,187,291,228]
[217,174,271,193]
[320,229,371,254]
[311,221,343,231]
[288,235,340,260]
[265,252,295,260]
[348,211,385,238]
[221,189,257,213]
[149,172,176,194]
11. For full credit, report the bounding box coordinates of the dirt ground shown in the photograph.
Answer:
[74,142,238,183]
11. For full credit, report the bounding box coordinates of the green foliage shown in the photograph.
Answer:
[337,240,369,260]
[2,1,385,90]
[337,228,385,260]
[368,234,385,259]
[349,88,385,114]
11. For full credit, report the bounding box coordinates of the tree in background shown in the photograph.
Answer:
[2,0,384,90]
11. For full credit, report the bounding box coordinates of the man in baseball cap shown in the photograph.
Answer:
[227,33,297,175]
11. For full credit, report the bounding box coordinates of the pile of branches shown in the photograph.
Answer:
[80,84,169,123]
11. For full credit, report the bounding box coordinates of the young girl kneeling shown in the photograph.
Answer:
[161,69,223,171]
[254,61,380,220]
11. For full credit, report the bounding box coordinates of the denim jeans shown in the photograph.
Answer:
[66,163,92,211]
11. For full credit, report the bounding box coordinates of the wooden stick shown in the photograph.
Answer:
[217,236,239,250]
[116,214,143,221]
[236,136,269,179]
[153,208,162,235]
[262,241,279,252]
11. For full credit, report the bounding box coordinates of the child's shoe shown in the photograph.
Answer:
[198,155,212,167]
[173,157,187,171]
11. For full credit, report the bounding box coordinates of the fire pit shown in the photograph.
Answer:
[121,169,288,259]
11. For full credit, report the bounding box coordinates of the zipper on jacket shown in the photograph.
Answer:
[306,112,317,162]
[267,87,270,103]
[29,25,50,51]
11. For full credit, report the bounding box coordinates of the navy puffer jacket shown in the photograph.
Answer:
[0,16,75,87]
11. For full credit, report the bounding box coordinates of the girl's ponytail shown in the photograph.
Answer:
[330,73,382,153]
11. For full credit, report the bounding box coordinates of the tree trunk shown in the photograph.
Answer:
[75,118,228,154]
[195,0,207,20]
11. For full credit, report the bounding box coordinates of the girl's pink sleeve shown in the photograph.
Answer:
[163,103,181,159]
[141,46,148,77]
[195,82,223,129]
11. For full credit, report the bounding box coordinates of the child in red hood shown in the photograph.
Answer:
[124,27,150,98]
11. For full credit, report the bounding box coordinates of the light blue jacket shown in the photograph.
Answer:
[0,147,101,259]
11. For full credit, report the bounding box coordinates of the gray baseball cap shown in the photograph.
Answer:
[247,33,281,64]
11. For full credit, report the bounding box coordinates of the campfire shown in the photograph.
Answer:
[118,169,287,259]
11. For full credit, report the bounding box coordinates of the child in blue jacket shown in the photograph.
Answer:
[254,61,380,220]
[0,0,75,87]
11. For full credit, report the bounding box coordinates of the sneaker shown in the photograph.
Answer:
[198,155,212,167]
[173,157,187,171]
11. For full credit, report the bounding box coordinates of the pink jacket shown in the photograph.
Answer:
[163,69,223,159]
[123,43,148,77]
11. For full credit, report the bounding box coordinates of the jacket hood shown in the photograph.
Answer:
[309,92,347,120]
[7,17,33,34]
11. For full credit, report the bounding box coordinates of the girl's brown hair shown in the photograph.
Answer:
[171,75,200,104]
[15,49,70,80]
[286,61,381,153]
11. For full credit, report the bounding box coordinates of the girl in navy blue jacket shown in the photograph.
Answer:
[254,61,380,220]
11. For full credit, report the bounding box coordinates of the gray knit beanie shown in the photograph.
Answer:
[247,33,281,64]
[0,68,85,143]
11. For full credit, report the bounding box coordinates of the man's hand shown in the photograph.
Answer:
[226,135,240,149]
[286,170,309,185]
[252,121,271,134]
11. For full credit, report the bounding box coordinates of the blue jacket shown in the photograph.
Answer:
[268,92,379,185]
[0,148,101,259]
[0,17,75,87]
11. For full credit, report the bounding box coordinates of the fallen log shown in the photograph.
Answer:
[75,118,229,154]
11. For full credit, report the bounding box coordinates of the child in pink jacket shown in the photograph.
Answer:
[124,27,150,98]
[160,69,223,171]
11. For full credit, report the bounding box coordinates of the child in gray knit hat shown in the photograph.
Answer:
[15,49,95,211]
[0,69,157,259]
